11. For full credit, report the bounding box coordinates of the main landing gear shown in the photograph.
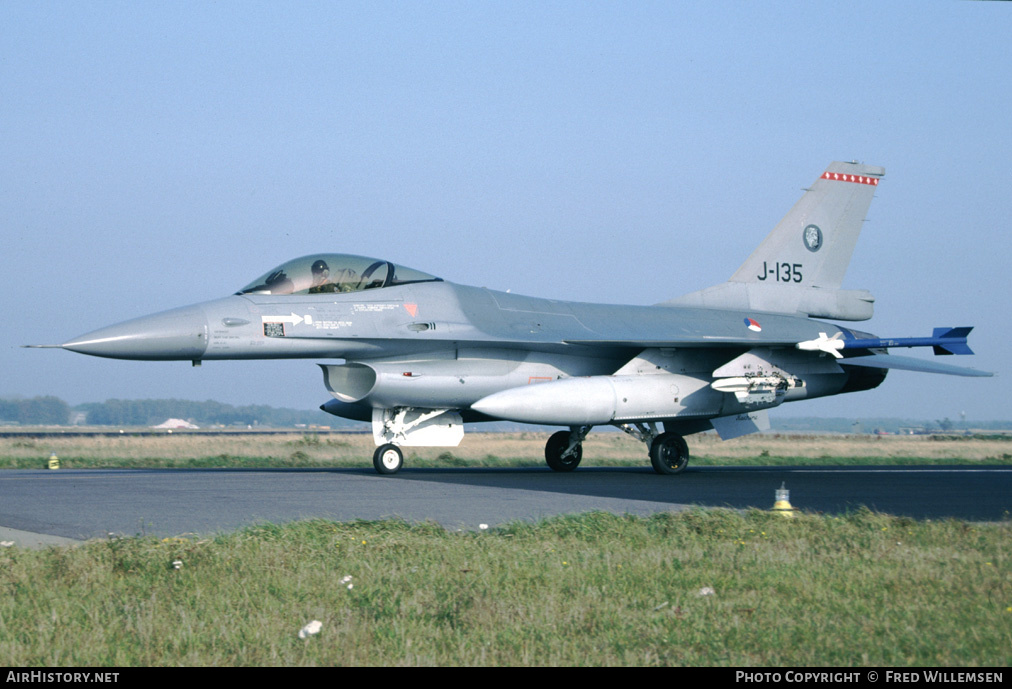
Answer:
[544,426,589,472]
[648,431,689,475]
[543,423,690,475]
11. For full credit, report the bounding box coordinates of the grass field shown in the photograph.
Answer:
[2,432,1009,666]
[1,511,1010,666]
[2,430,1011,470]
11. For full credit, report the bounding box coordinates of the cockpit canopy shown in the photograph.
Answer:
[237,254,442,296]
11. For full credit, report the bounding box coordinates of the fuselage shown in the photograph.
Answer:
[61,280,862,362]
[60,279,884,424]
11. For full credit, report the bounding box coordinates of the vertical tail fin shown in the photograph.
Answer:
[665,161,884,321]
[730,161,884,289]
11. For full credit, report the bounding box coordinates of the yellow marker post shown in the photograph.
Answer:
[48,452,60,470]
[772,482,795,517]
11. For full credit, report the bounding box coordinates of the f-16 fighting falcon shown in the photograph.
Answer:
[32,162,991,475]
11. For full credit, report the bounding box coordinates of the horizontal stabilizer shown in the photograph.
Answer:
[840,353,992,378]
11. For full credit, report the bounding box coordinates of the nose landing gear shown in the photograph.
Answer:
[373,444,404,475]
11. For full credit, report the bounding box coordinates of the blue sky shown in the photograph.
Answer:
[3,2,1009,421]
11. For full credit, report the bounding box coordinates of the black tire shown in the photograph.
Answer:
[373,443,404,475]
[545,430,582,472]
[649,432,689,475]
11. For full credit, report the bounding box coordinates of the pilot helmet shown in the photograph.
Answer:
[311,259,330,275]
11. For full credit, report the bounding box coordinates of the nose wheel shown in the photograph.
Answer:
[373,443,404,475]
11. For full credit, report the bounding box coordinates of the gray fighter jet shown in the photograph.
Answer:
[34,162,990,474]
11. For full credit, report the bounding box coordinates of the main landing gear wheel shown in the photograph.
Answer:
[545,430,582,472]
[649,432,689,475]
[373,443,404,475]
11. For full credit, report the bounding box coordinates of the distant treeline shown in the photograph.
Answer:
[2,395,1010,432]
[0,396,353,428]
[0,396,71,425]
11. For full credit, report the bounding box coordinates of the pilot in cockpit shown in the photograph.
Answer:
[308,259,339,293]
[309,259,359,293]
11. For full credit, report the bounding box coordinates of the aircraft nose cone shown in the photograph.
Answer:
[62,304,209,361]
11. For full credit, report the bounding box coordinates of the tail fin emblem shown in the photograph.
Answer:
[803,224,823,252]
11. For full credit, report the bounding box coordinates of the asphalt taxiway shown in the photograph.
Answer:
[1,465,1009,546]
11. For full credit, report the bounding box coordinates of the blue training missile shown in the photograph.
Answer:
[797,327,975,358]
[843,327,975,356]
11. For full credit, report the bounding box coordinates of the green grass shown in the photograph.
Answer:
[3,431,1011,470]
[1,511,1009,666]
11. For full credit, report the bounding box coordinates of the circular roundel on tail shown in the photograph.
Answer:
[803,224,823,252]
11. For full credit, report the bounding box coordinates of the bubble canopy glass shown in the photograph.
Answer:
[237,254,442,296]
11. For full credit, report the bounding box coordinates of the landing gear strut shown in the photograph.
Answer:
[545,426,591,472]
